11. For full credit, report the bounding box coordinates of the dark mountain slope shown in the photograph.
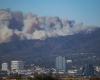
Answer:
[0,28,100,67]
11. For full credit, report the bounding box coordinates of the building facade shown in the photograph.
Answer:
[82,64,95,77]
[11,61,24,73]
[56,56,66,73]
[1,63,8,71]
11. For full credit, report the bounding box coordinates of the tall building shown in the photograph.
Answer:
[1,63,8,71]
[11,61,24,72]
[56,56,66,73]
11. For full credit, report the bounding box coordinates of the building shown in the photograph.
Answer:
[95,66,100,72]
[56,56,66,73]
[66,60,72,63]
[1,63,8,71]
[0,71,8,78]
[82,64,95,77]
[11,61,24,73]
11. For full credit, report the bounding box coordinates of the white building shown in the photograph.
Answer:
[11,61,24,73]
[66,60,72,63]
[95,66,100,72]
[56,56,66,73]
[1,63,8,71]
[67,69,78,75]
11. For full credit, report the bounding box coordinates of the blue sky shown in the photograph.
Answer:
[0,0,100,26]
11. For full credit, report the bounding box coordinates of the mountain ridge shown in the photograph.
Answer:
[0,28,100,67]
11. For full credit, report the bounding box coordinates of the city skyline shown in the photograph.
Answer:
[0,0,100,26]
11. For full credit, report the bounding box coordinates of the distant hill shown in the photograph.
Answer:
[0,27,100,67]
[0,9,100,68]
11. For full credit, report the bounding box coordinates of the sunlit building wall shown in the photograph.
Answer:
[56,56,66,73]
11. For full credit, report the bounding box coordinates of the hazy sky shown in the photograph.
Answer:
[0,0,100,26]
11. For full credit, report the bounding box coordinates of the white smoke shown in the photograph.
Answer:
[32,30,47,40]
[0,26,13,43]
[0,9,96,43]
[23,13,39,34]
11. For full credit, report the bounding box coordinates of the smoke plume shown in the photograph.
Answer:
[0,9,96,43]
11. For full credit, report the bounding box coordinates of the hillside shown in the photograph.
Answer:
[0,28,100,67]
